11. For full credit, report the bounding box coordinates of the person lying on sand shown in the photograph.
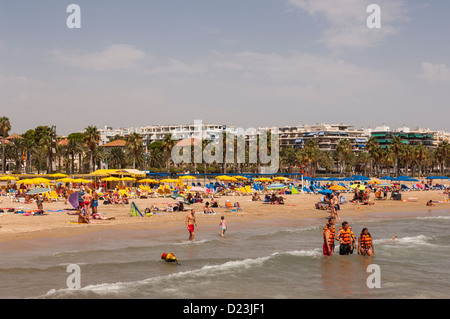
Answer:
[92,213,116,220]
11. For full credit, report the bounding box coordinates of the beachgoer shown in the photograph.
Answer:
[185,209,198,241]
[203,202,215,214]
[35,194,44,213]
[91,190,99,215]
[82,190,92,215]
[358,228,374,257]
[252,193,261,201]
[92,213,116,220]
[325,217,336,253]
[336,221,353,255]
[426,200,436,206]
[323,223,334,256]
[219,216,228,237]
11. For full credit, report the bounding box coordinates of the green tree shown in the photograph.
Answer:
[0,116,11,174]
[83,126,101,172]
[162,133,175,172]
[126,132,144,169]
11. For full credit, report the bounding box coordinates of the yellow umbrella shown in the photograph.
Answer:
[120,177,136,181]
[234,176,248,180]
[350,184,366,190]
[329,185,347,191]
[56,177,74,182]
[30,178,51,184]
[16,179,34,184]
[255,178,272,182]
[0,176,18,181]
[138,178,159,183]
[49,173,68,178]
[160,178,179,183]
[179,175,196,180]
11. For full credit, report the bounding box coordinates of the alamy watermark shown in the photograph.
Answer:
[367,4,381,29]
[366,264,381,288]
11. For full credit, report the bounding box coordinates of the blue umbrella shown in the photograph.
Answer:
[380,176,393,180]
[318,189,333,195]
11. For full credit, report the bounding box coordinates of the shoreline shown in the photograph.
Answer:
[1,190,449,244]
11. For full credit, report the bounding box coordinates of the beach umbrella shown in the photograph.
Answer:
[0,175,18,181]
[160,178,179,183]
[56,177,74,183]
[255,178,272,182]
[234,176,248,180]
[120,177,136,181]
[329,185,347,191]
[318,189,333,195]
[30,177,51,184]
[351,175,370,181]
[26,187,51,195]
[179,175,196,180]
[350,184,366,190]
[378,183,393,187]
[16,179,34,184]
[138,178,158,183]
[267,183,287,190]
[379,176,393,180]
[48,173,68,178]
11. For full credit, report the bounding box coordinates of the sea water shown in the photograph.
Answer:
[1,209,449,299]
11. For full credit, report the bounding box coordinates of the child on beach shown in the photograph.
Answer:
[219,216,228,237]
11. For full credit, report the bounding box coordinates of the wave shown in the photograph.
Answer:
[416,216,450,221]
[38,248,321,298]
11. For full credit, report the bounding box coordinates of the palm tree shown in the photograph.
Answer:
[414,144,428,177]
[0,116,11,174]
[38,129,55,174]
[108,147,126,169]
[5,137,25,173]
[335,139,353,175]
[390,136,404,176]
[356,151,371,176]
[436,141,450,175]
[162,133,175,172]
[365,137,382,176]
[126,132,144,169]
[83,125,101,172]
[400,144,414,177]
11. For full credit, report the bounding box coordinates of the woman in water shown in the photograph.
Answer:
[358,228,374,257]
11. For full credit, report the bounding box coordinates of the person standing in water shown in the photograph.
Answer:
[323,223,334,256]
[219,216,228,237]
[185,209,198,241]
[358,228,374,257]
[336,221,353,255]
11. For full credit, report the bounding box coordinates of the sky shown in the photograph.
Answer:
[1,0,449,136]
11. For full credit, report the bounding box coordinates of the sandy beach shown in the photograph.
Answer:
[1,189,449,243]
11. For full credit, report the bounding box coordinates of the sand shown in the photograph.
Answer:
[0,189,449,243]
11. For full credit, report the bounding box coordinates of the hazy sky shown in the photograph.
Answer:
[1,0,449,136]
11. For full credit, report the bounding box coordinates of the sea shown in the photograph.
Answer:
[1,209,449,300]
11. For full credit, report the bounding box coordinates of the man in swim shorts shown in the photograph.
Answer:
[185,209,198,241]
[336,221,353,255]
